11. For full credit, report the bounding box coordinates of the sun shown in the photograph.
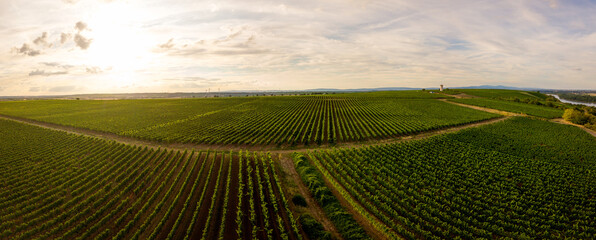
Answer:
[84,1,155,87]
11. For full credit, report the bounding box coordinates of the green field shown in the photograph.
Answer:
[1,90,594,240]
[448,89,547,100]
[0,92,497,146]
[0,119,303,240]
[303,118,596,239]
[450,98,563,118]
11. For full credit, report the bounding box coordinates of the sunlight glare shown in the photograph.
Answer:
[85,2,154,87]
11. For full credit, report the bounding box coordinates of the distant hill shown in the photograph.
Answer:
[306,85,541,92]
[455,85,527,90]
[306,87,420,92]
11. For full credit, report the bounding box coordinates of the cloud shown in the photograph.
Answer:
[62,0,79,4]
[29,87,41,92]
[60,33,71,44]
[158,38,175,49]
[49,85,79,92]
[72,21,92,49]
[13,43,41,56]
[163,77,221,82]
[33,32,49,46]
[211,49,270,55]
[159,27,269,57]
[74,33,92,49]
[29,69,68,76]
[3,0,596,94]
[213,27,246,45]
[41,62,74,69]
[75,21,88,32]
[86,66,103,74]
[162,77,240,90]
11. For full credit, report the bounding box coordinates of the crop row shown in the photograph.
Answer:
[128,96,498,146]
[450,98,563,118]
[0,119,304,240]
[305,118,596,239]
[0,93,497,146]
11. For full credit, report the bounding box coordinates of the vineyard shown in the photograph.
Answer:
[1,89,595,240]
[450,98,563,118]
[303,117,596,239]
[0,92,498,146]
[447,89,547,100]
[0,119,303,240]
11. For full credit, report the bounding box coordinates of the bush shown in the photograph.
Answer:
[299,214,332,240]
[563,109,588,125]
[292,194,307,207]
[563,109,596,125]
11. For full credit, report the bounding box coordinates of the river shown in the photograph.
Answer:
[548,94,596,107]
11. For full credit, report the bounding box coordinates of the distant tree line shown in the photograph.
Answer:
[557,93,596,103]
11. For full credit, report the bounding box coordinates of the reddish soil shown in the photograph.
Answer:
[249,159,268,240]
[120,150,177,239]
[169,152,209,239]
[138,152,193,239]
[155,152,204,239]
[240,155,252,240]
[84,151,164,240]
[189,152,222,239]
[202,155,230,240]
[222,155,240,240]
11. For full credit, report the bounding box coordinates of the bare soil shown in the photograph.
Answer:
[170,152,209,240]
[305,155,393,240]
[189,153,222,239]
[222,155,241,240]
[439,99,525,116]
[277,153,343,240]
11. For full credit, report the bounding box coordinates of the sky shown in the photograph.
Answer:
[1,0,595,95]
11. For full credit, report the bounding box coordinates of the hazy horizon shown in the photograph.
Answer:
[2,0,596,95]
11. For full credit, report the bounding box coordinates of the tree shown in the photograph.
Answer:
[563,109,590,125]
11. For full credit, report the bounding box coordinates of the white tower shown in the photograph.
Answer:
[440,84,444,91]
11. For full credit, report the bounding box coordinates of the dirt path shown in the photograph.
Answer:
[0,112,512,240]
[295,153,395,240]
[277,153,343,240]
[439,99,525,116]
[550,118,596,137]
[440,100,596,138]
[0,114,260,153]
[0,113,508,154]
[438,92,477,99]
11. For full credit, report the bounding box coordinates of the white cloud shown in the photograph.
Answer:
[29,69,68,76]
[75,21,88,32]
[73,33,92,49]
[60,33,71,44]
[1,0,596,95]
[33,32,49,46]
[13,43,41,56]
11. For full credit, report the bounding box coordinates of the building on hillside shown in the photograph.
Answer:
[440,84,444,91]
